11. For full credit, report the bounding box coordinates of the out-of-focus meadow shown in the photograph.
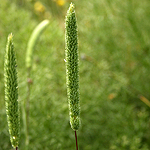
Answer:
[0,0,150,149]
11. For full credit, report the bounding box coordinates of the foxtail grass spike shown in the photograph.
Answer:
[65,3,80,131]
[25,20,49,149]
[4,33,20,148]
[26,19,49,69]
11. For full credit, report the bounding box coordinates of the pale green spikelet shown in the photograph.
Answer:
[65,3,80,131]
[26,19,49,69]
[4,33,20,148]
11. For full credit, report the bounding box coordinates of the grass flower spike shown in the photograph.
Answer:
[26,19,49,69]
[65,3,80,131]
[4,33,20,148]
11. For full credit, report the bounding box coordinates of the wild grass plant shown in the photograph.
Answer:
[65,3,80,149]
[25,19,49,148]
[4,34,20,150]
[0,0,150,149]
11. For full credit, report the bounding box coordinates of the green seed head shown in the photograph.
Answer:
[26,19,49,69]
[4,33,20,148]
[65,3,80,131]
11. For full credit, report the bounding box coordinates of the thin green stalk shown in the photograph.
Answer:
[24,68,31,149]
[22,98,29,150]
[4,33,20,149]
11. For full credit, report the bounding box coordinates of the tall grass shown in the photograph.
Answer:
[65,3,80,149]
[0,0,150,149]
[4,34,20,150]
[24,19,49,149]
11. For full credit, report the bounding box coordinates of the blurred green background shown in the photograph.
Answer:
[0,0,150,149]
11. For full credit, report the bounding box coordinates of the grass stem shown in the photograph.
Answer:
[24,68,31,149]
[75,131,78,150]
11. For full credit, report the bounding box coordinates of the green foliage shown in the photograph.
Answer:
[4,34,20,148]
[0,0,150,149]
[65,3,80,131]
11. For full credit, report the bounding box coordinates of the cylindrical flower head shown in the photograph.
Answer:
[26,19,49,69]
[4,34,20,148]
[65,3,80,131]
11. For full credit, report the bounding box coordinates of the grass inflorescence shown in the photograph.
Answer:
[65,3,80,131]
[4,33,20,149]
